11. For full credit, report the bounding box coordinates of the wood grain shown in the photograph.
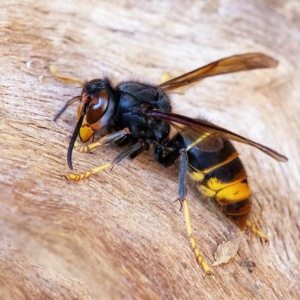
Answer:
[1,1,299,299]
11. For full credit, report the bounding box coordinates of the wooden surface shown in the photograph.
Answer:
[1,1,299,299]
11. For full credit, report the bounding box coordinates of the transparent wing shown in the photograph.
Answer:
[148,110,288,162]
[159,53,278,92]
[170,121,224,153]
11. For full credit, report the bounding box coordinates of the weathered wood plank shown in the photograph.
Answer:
[1,1,299,299]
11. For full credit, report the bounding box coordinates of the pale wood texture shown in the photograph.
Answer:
[1,1,299,299]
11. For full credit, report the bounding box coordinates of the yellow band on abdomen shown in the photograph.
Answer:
[206,172,247,191]
[216,182,251,205]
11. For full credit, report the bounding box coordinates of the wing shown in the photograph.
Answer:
[169,120,225,153]
[148,110,288,162]
[158,53,278,92]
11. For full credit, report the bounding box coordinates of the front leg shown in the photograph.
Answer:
[75,128,131,153]
[49,65,84,86]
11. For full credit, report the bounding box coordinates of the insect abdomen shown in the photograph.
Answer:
[188,140,251,229]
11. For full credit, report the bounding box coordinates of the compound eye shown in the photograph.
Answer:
[86,91,109,124]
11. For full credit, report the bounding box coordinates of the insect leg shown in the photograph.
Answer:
[75,128,131,153]
[67,139,145,181]
[49,65,84,85]
[245,221,268,240]
[153,140,181,168]
[178,149,212,274]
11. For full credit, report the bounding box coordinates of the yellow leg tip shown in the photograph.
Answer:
[49,65,83,85]
[193,247,212,274]
[74,144,88,153]
[182,199,212,274]
[66,173,78,181]
[74,141,103,153]
[49,65,57,74]
[258,233,268,241]
[66,163,113,181]
[67,172,91,181]
[246,221,268,240]
[202,262,212,275]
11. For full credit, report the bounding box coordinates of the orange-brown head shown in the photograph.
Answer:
[77,85,109,142]
[54,78,117,169]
